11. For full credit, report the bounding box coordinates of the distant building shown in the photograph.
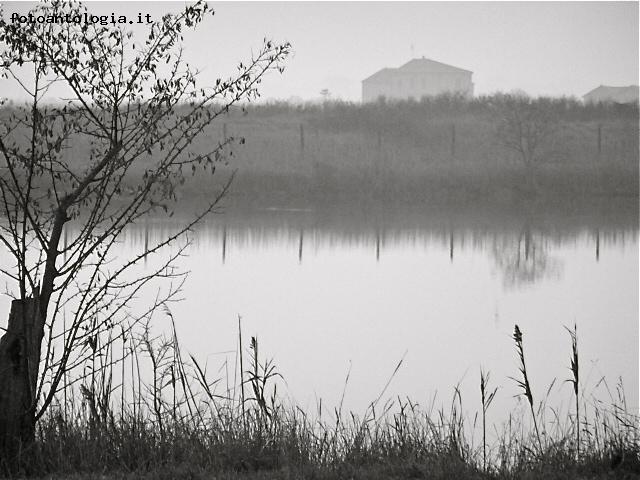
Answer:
[362,57,473,102]
[583,85,639,105]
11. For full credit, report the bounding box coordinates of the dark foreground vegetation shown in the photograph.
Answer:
[3,322,638,480]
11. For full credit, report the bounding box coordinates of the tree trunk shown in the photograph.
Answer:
[524,159,538,195]
[0,298,41,469]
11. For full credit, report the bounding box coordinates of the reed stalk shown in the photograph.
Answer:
[566,324,580,457]
[238,315,246,430]
[511,325,542,452]
[480,368,497,471]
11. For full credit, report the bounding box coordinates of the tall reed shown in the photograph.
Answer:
[511,324,542,452]
[6,308,638,478]
[480,368,497,471]
[566,324,580,457]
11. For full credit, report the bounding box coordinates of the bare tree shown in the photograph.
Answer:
[494,93,559,192]
[0,0,289,462]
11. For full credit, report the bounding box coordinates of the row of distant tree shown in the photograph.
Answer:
[2,92,635,124]
[247,92,639,121]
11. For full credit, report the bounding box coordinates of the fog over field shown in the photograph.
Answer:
[3,1,639,101]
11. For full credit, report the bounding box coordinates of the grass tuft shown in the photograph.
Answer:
[1,319,637,479]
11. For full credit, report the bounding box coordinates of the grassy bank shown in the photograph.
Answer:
[175,95,640,207]
[2,95,638,210]
[4,322,638,479]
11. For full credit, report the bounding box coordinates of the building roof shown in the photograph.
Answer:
[362,67,395,83]
[583,85,639,103]
[398,57,472,74]
[363,57,472,83]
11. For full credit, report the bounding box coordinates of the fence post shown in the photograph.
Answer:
[597,124,602,156]
[450,123,456,158]
[376,131,383,180]
[299,124,305,162]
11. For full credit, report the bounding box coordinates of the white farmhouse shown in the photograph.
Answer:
[362,57,474,102]
[583,85,639,105]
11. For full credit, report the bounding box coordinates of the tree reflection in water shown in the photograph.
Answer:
[491,225,562,288]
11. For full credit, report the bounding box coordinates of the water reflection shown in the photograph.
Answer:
[120,206,637,294]
[491,225,562,288]
[3,204,636,417]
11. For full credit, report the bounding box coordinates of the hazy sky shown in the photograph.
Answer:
[2,2,638,102]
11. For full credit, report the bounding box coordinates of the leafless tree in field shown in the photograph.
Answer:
[494,94,559,192]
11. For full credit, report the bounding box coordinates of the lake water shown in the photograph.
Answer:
[1,204,638,424]
[117,205,639,419]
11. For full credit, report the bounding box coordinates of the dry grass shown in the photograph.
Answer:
[2,317,638,480]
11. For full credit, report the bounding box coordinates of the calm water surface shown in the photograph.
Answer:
[1,205,638,423]
[121,206,639,419]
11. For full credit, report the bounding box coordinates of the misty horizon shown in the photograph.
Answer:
[1,2,638,103]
